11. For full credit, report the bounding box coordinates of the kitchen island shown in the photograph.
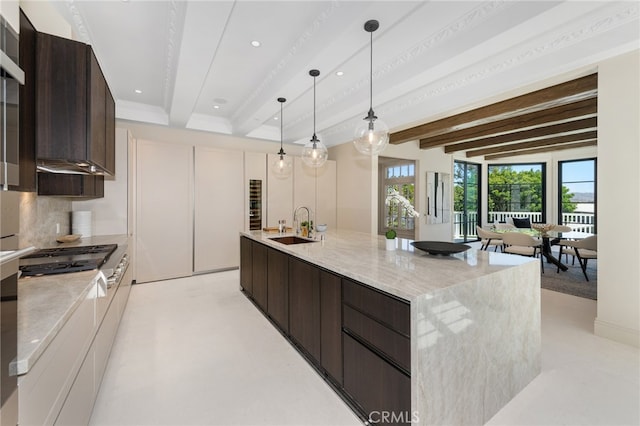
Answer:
[240,230,541,425]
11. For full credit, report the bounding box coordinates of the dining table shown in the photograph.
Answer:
[493,227,594,272]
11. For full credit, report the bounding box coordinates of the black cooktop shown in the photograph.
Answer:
[19,244,118,277]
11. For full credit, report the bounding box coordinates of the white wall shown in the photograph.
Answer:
[330,142,375,233]
[19,0,71,38]
[330,140,453,241]
[594,50,639,347]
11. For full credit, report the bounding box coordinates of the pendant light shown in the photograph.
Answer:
[272,97,292,178]
[302,69,328,168]
[353,19,389,155]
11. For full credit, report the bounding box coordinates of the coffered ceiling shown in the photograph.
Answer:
[48,0,639,150]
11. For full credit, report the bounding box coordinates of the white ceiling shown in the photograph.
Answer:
[50,0,639,148]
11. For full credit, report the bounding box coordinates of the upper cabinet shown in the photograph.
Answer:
[13,9,37,192]
[35,32,115,176]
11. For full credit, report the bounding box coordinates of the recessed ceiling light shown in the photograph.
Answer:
[134,89,142,94]
[336,71,344,76]
[251,40,261,47]
[213,105,220,109]
[274,116,279,120]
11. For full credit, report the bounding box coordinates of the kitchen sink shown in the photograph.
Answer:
[269,236,317,245]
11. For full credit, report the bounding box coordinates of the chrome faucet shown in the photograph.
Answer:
[293,206,312,238]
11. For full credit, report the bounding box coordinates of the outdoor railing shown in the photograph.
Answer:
[454,211,595,239]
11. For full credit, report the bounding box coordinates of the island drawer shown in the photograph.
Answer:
[343,333,411,423]
[343,304,410,372]
[342,278,410,336]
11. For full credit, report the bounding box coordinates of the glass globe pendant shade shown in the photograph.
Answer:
[301,135,328,168]
[272,151,292,178]
[302,69,327,168]
[354,112,389,155]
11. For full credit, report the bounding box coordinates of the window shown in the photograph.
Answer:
[558,158,596,233]
[453,161,481,242]
[487,163,546,224]
[378,157,417,239]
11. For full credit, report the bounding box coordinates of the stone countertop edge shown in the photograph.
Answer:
[241,229,536,302]
[15,234,129,376]
[0,247,37,266]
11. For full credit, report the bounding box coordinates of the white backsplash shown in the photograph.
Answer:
[19,192,72,248]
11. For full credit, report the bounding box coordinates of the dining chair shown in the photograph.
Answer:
[552,225,573,262]
[502,232,544,272]
[558,235,597,281]
[476,226,503,252]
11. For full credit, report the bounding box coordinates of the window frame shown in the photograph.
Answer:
[378,157,418,239]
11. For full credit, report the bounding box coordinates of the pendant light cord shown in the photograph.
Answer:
[313,74,317,138]
[369,30,373,112]
[280,101,284,150]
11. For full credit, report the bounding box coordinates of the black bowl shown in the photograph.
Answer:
[411,241,471,256]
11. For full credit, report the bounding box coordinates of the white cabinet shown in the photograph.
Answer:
[291,157,337,231]
[266,153,293,228]
[135,139,193,283]
[20,260,132,426]
[316,159,337,230]
[293,157,316,214]
[136,141,246,279]
[19,284,96,426]
[194,147,244,272]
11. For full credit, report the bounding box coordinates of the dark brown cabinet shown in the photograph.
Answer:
[13,9,37,192]
[320,270,343,385]
[239,236,409,423]
[343,333,411,425]
[34,31,115,197]
[35,32,115,174]
[37,173,104,198]
[342,279,411,424]
[267,248,288,332]
[240,237,253,295]
[288,257,321,363]
[251,242,268,311]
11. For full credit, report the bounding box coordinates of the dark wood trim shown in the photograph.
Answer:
[390,73,597,145]
[419,97,597,149]
[484,140,597,160]
[465,130,597,157]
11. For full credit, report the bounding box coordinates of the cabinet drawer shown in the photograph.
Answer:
[343,333,411,425]
[343,304,410,372]
[343,279,410,336]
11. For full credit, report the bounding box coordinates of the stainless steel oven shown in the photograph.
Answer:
[0,15,24,189]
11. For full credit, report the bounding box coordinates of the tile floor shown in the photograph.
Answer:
[89,270,639,426]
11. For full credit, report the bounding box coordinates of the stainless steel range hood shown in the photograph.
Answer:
[36,159,110,175]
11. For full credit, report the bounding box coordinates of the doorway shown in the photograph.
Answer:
[453,161,480,243]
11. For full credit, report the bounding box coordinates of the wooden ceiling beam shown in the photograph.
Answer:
[438,117,597,153]
[464,130,598,157]
[390,73,597,145]
[419,97,597,149]
[483,140,597,160]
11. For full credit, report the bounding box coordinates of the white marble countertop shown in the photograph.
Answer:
[242,229,535,302]
[15,234,128,376]
[0,246,37,265]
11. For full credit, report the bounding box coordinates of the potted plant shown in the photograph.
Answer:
[301,220,313,237]
[385,229,397,251]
